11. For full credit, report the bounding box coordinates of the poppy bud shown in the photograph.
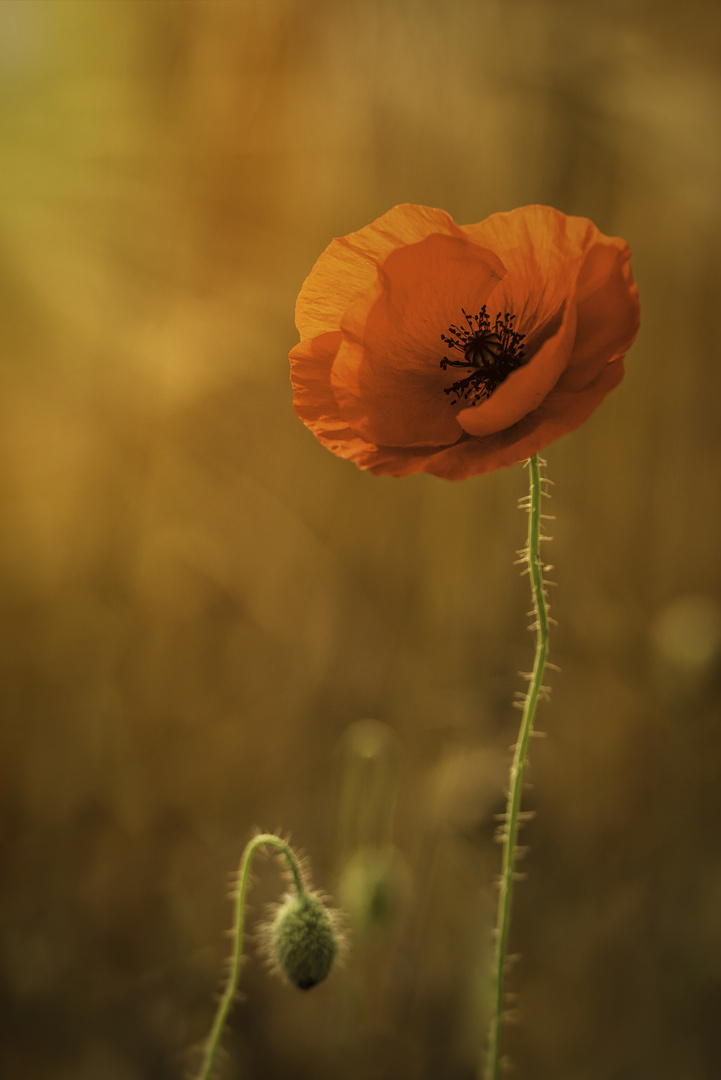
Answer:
[269,889,341,990]
[339,847,409,933]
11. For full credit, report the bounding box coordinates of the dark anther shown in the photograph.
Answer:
[440,306,526,407]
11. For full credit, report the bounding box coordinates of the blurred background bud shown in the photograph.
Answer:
[339,846,410,934]
[651,592,721,698]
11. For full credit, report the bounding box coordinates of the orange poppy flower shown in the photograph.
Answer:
[290,204,640,479]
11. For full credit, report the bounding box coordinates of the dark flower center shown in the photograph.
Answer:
[440,307,526,407]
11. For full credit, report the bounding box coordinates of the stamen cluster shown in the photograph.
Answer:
[441,306,526,407]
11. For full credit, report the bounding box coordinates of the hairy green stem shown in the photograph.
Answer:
[485,454,550,1080]
[196,834,305,1080]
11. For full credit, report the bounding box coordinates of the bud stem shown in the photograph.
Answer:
[485,454,550,1080]
[196,833,305,1080]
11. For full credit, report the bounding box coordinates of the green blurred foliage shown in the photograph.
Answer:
[0,1,720,1077]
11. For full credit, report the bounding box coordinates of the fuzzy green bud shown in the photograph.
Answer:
[270,890,340,990]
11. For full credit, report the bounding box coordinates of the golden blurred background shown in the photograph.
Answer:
[1,1,720,1077]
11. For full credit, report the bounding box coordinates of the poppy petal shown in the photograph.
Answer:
[557,242,640,392]
[290,331,367,449]
[331,233,506,446]
[456,299,577,438]
[290,331,437,472]
[461,205,595,344]
[403,356,625,479]
[295,204,464,340]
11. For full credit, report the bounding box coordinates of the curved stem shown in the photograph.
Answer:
[196,833,305,1080]
[485,454,550,1080]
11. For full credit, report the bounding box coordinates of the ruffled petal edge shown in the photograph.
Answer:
[295,204,464,340]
